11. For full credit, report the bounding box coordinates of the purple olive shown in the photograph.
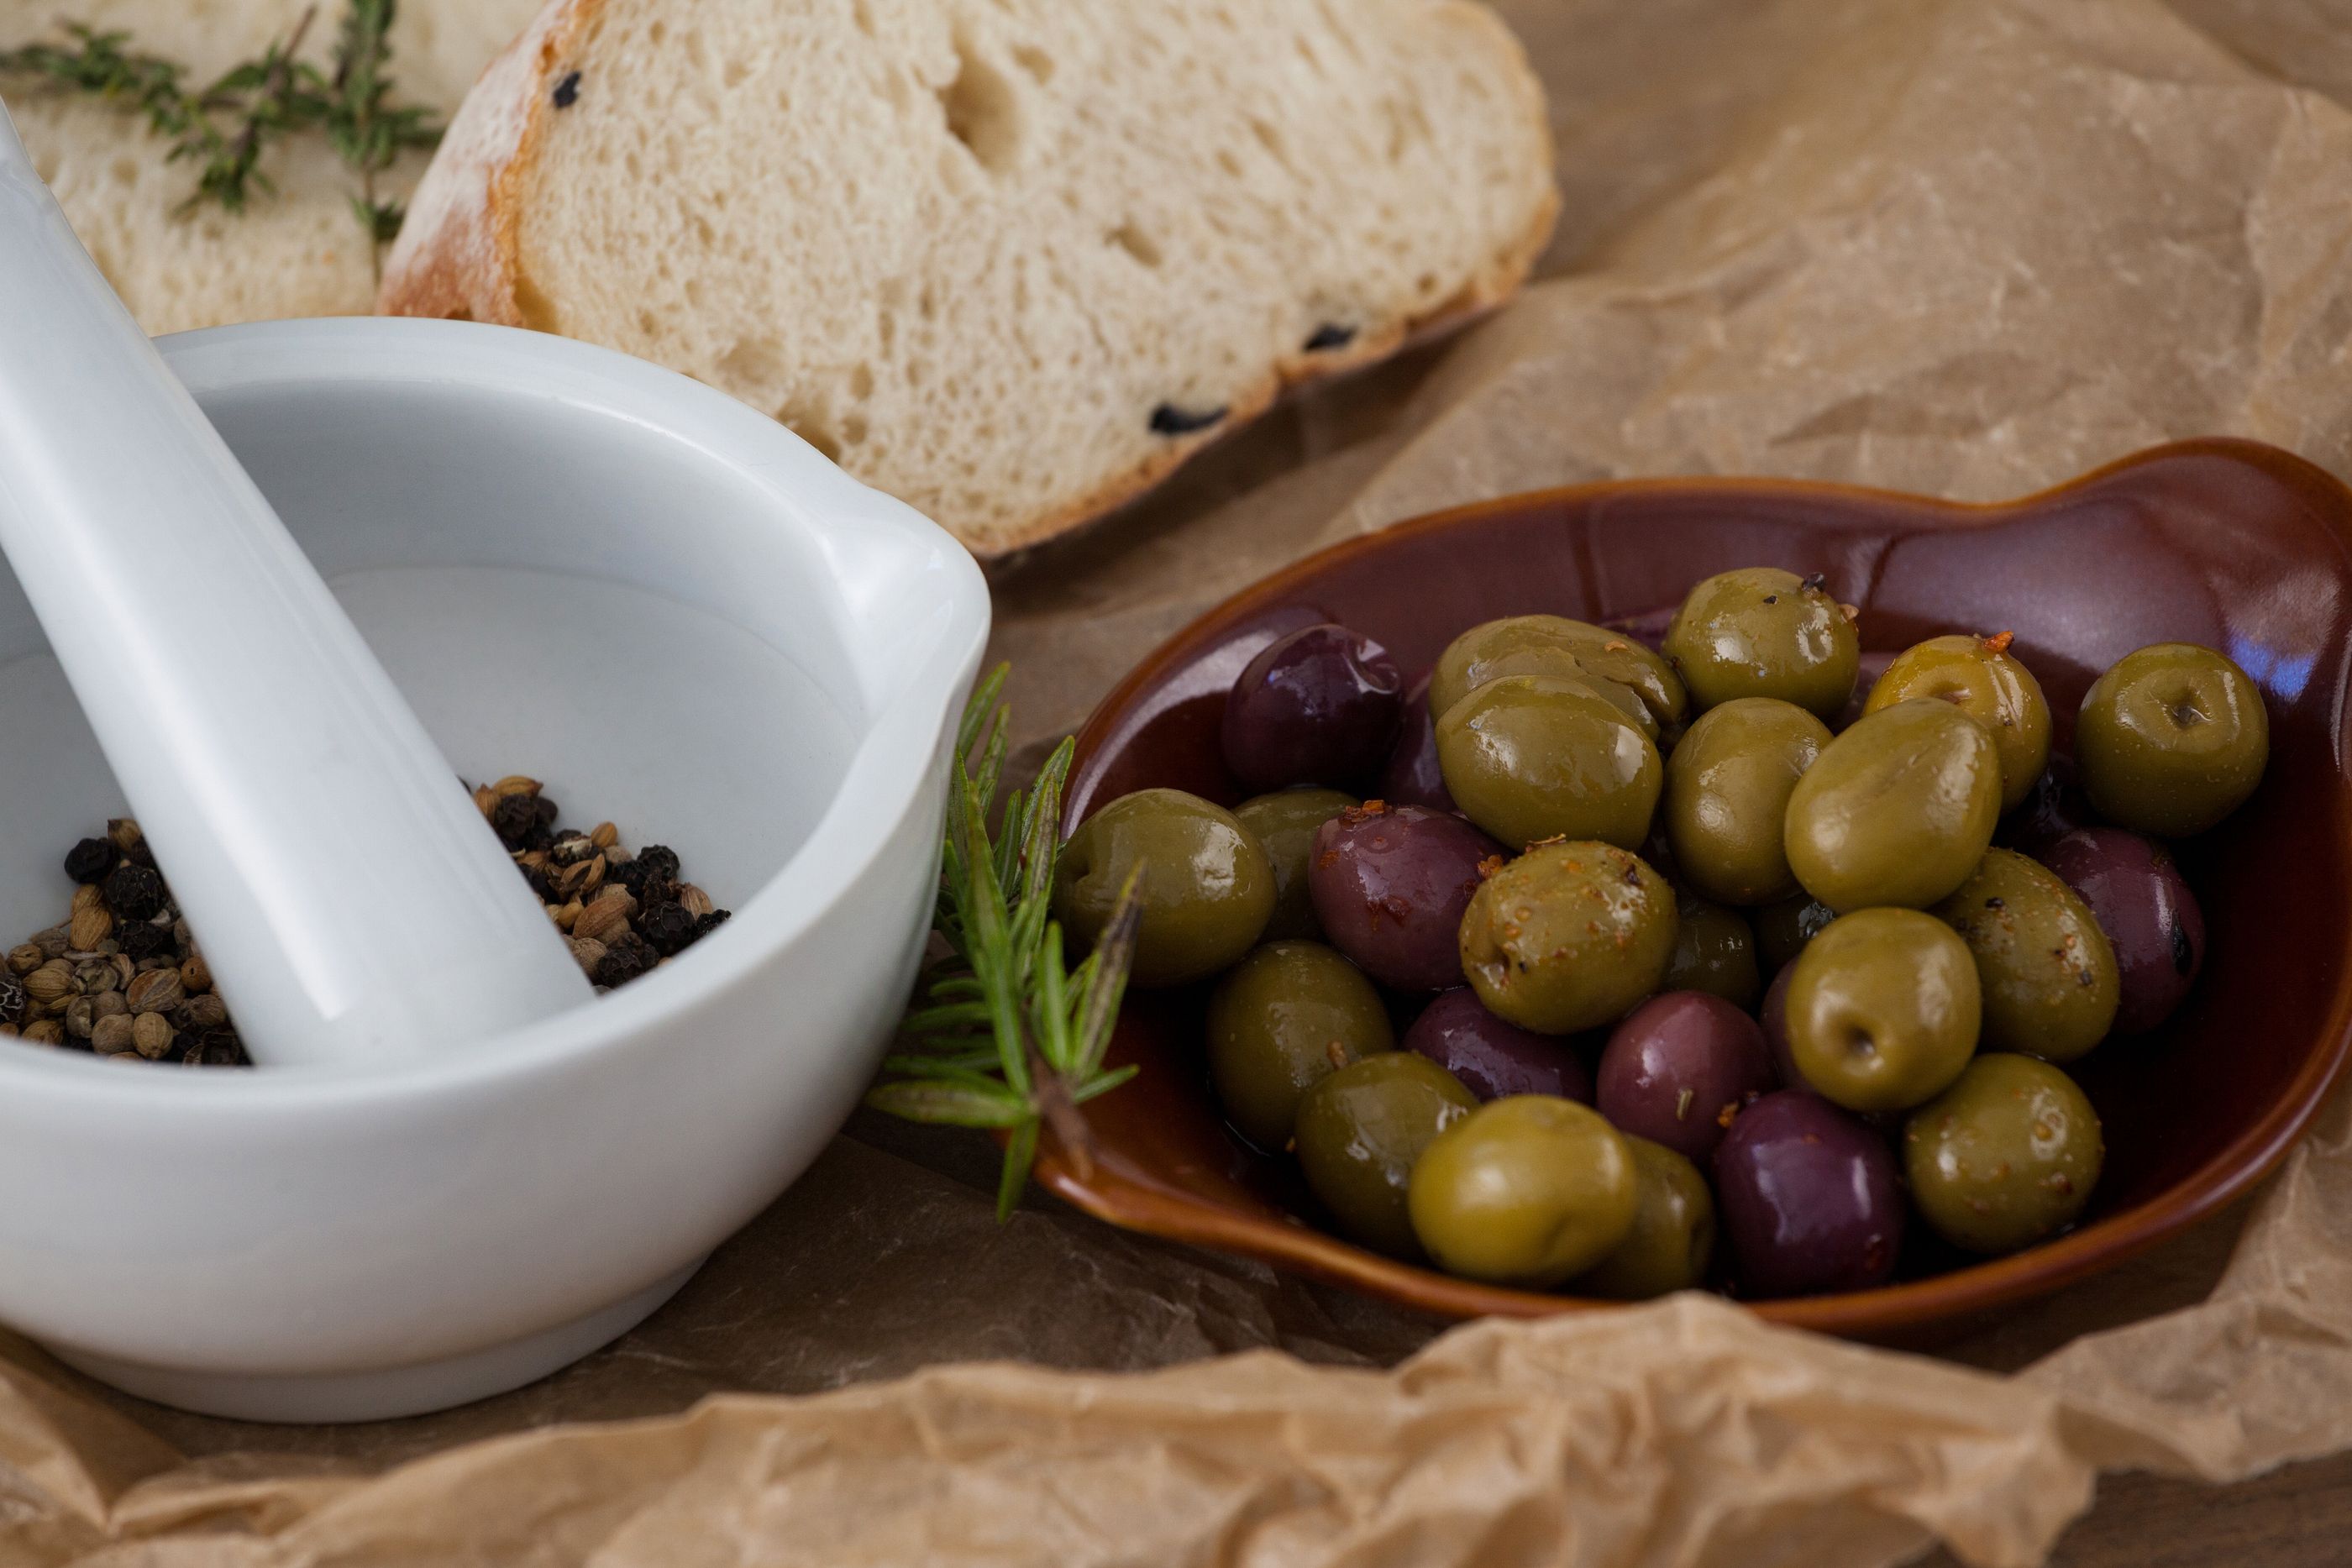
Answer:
[1997,753,2094,859]
[1222,624,1404,792]
[2040,826,2206,1035]
[1595,991,1775,1164]
[1603,605,1676,653]
[1309,805,1504,992]
[1714,1091,1904,1298]
[1404,988,1593,1104]
[1377,671,1456,812]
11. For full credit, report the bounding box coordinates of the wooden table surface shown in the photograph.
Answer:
[1919,1454,2352,1568]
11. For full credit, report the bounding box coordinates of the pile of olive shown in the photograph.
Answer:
[1053,569,2268,1300]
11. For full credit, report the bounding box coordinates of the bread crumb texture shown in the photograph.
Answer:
[386,0,1556,553]
[7,0,545,334]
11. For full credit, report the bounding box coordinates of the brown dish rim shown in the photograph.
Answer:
[1033,438,2352,1338]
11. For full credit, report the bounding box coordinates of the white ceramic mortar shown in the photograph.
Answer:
[0,318,989,1421]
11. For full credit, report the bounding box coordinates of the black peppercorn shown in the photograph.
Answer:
[1304,323,1357,352]
[690,909,731,944]
[618,845,681,901]
[552,69,581,108]
[118,920,171,961]
[491,792,541,849]
[638,900,696,956]
[64,838,115,884]
[0,975,22,1029]
[189,1028,248,1067]
[522,863,560,903]
[593,931,658,988]
[102,863,167,921]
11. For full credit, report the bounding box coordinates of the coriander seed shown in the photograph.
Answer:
[125,969,182,1015]
[573,888,636,946]
[90,1014,135,1054]
[23,964,71,1009]
[131,1012,175,1060]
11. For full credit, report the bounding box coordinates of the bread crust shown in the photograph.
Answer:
[379,0,1558,559]
[378,0,602,326]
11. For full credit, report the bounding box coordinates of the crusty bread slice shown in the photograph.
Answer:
[380,0,1556,556]
[4,0,544,334]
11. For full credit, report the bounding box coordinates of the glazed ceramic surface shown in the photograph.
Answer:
[1051,440,2352,1339]
[0,318,989,1418]
[0,107,591,1067]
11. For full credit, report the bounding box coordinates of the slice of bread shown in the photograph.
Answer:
[380,0,1557,556]
[4,0,543,335]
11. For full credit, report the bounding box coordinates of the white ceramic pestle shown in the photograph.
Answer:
[0,101,591,1066]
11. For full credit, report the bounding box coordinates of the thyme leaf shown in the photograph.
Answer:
[0,2,444,250]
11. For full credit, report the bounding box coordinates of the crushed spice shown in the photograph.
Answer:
[0,776,729,1067]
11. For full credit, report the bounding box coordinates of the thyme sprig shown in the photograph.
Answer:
[867,665,1142,1219]
[323,0,441,244]
[0,3,442,247]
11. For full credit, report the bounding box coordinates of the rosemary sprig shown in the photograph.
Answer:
[0,3,443,247]
[867,665,1142,1219]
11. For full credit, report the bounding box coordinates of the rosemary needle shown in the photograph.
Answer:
[867,664,1142,1220]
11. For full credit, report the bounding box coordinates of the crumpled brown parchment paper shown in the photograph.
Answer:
[12,0,2352,1563]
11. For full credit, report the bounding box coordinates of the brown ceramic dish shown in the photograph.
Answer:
[1042,438,2352,1339]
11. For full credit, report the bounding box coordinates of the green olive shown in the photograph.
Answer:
[1053,788,1273,986]
[1662,568,1860,719]
[1752,893,1837,974]
[1429,637,1662,744]
[1662,697,1833,905]
[1575,1135,1715,1299]
[1207,941,1394,1150]
[2076,642,2269,836]
[1785,908,1981,1113]
[1233,789,1357,941]
[1406,1096,1638,1286]
[1905,1054,2103,1255]
[1865,633,2051,811]
[1459,842,1677,1033]
[1931,849,2119,1063]
[1295,1053,1478,1257]
[1436,675,1662,852]
[1430,615,1688,734]
[1663,894,1762,1010]
[1783,699,2002,911]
